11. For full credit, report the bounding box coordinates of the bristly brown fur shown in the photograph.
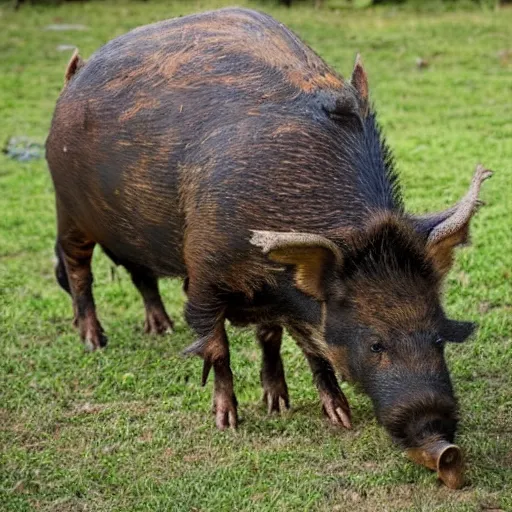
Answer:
[329,212,441,335]
[334,212,437,284]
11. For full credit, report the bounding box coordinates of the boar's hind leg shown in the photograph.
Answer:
[257,324,290,414]
[184,292,238,430]
[305,354,352,429]
[57,227,106,351]
[126,265,174,335]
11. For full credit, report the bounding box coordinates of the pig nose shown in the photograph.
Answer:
[378,389,458,445]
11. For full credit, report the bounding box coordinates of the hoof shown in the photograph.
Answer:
[83,329,108,351]
[320,389,352,429]
[80,317,107,351]
[144,308,174,335]
[213,392,238,430]
[262,384,290,415]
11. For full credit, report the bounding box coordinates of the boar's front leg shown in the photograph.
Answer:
[305,354,352,429]
[208,324,238,430]
[257,324,290,414]
[126,265,174,335]
[288,325,351,428]
[187,323,238,430]
[184,289,238,430]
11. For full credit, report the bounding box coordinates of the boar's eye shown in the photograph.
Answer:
[434,336,444,347]
[371,342,385,353]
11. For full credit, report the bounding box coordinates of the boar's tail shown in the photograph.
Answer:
[64,49,86,84]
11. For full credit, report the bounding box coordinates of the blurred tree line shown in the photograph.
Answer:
[12,0,512,7]
[280,0,508,5]
[279,0,512,4]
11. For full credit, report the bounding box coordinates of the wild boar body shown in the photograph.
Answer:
[48,8,490,472]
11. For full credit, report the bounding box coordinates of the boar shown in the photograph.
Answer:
[46,8,491,488]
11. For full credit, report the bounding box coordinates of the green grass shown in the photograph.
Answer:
[1,0,511,510]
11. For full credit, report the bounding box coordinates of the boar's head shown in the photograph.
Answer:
[252,165,491,487]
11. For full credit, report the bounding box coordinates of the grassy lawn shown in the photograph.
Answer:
[1,0,511,510]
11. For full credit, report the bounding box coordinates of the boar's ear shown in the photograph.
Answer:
[440,319,476,343]
[250,230,343,301]
[350,54,369,116]
[64,48,85,84]
[411,165,492,277]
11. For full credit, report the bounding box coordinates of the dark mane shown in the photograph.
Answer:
[335,214,437,286]
[354,110,403,213]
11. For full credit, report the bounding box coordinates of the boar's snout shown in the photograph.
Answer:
[377,387,464,488]
[377,387,459,448]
